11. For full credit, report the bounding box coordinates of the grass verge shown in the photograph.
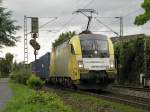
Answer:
[0,82,73,112]
[49,88,147,112]
[66,92,147,112]
[0,82,147,112]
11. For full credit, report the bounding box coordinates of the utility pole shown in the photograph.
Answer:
[115,17,123,37]
[114,17,123,83]
[120,17,123,37]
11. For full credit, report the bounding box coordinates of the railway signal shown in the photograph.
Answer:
[29,39,40,50]
[31,17,39,33]
[30,31,40,75]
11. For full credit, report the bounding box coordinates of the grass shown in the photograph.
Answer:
[52,89,149,112]
[0,82,73,112]
[0,82,147,112]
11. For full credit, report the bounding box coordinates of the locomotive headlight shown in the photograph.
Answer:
[94,50,98,54]
[78,61,84,68]
[110,60,114,68]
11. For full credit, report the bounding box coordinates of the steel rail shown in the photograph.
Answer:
[112,85,150,92]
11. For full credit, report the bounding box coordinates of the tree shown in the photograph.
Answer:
[5,53,14,62]
[135,0,150,25]
[0,53,14,77]
[52,31,76,47]
[114,37,145,84]
[0,7,20,48]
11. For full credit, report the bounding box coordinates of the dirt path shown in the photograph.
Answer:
[0,78,12,108]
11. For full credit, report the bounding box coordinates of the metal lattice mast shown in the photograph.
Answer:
[24,16,28,64]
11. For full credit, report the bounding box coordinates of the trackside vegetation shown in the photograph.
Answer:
[0,53,14,77]
[10,62,45,90]
[27,75,45,90]
[52,31,76,48]
[10,62,31,84]
[114,35,150,85]
[0,82,73,112]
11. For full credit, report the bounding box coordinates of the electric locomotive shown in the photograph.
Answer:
[49,32,116,89]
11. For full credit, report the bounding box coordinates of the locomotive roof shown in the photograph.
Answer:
[79,34,107,40]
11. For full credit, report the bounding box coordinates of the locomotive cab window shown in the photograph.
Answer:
[80,39,109,58]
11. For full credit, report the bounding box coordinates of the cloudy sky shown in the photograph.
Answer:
[0,0,150,62]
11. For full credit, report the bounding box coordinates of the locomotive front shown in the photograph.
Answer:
[69,34,116,89]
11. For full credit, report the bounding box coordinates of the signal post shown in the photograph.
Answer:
[29,17,40,74]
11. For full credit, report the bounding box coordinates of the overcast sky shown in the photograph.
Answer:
[0,0,150,62]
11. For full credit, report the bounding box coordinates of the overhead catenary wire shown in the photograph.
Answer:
[38,2,142,35]
[103,8,142,26]
[39,17,58,29]
[58,14,77,32]
[94,17,120,36]
[91,8,142,36]
[83,0,95,8]
[123,9,142,18]
[37,0,96,33]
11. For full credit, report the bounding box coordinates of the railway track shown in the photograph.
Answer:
[112,85,150,92]
[98,92,150,110]
[78,91,150,110]
[44,84,150,111]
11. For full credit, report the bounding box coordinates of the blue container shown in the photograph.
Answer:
[31,52,50,80]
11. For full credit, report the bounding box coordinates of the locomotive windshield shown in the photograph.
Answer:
[80,39,109,58]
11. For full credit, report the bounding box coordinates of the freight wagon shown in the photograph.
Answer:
[31,52,50,80]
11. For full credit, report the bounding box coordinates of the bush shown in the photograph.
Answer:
[10,69,30,84]
[27,75,45,90]
[10,63,32,84]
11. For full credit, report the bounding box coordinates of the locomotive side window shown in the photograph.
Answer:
[70,44,75,55]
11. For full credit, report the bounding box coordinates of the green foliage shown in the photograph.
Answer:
[10,62,31,84]
[27,91,58,105]
[144,36,150,75]
[27,75,45,90]
[10,70,30,84]
[0,53,14,77]
[0,82,73,112]
[5,53,14,61]
[115,37,145,84]
[135,0,150,25]
[0,7,20,48]
[53,31,76,48]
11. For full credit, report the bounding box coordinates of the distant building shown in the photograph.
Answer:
[111,34,145,43]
